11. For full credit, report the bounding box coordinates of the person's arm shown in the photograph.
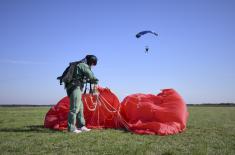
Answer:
[79,63,99,84]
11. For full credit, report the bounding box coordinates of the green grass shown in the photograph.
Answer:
[0,107,234,155]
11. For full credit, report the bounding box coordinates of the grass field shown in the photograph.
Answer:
[0,106,234,155]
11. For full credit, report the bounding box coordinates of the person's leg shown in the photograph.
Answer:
[77,88,91,132]
[76,88,86,128]
[67,87,79,132]
[77,102,91,131]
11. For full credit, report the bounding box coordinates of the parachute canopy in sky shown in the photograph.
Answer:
[136,30,158,38]
[135,30,158,53]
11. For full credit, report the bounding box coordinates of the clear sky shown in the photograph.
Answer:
[0,0,235,105]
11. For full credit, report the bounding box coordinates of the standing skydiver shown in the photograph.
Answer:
[62,55,99,133]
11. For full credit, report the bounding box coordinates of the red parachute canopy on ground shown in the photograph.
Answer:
[119,89,189,135]
[44,87,189,135]
[44,87,120,130]
[83,88,120,129]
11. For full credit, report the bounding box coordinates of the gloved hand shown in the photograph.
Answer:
[92,85,99,102]
[93,84,99,96]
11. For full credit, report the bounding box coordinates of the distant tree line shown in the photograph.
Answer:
[0,104,53,107]
[0,103,235,107]
[187,103,235,107]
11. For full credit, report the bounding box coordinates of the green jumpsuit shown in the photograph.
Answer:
[67,63,98,132]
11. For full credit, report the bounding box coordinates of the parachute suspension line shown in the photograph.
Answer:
[84,93,130,130]
[99,99,117,113]
[97,98,116,120]
[84,82,88,94]
[89,83,93,94]
[97,100,100,126]
[97,101,115,125]
[100,95,120,122]
[136,95,141,109]
[117,111,130,131]
[90,95,98,105]
[98,96,129,130]
[90,102,99,127]
[97,94,130,130]
[117,98,131,130]
[99,94,119,111]
[83,95,98,111]
[88,95,101,127]
[99,95,118,113]
[84,94,111,127]
[87,95,100,127]
[97,94,117,121]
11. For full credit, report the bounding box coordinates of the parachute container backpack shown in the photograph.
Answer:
[57,59,85,85]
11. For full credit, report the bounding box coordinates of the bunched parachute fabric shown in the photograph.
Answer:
[119,89,189,135]
[44,87,189,135]
[44,96,69,130]
[83,87,120,128]
[44,87,120,130]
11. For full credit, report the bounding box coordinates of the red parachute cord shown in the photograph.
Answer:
[83,95,98,111]
[117,108,130,130]
[117,97,132,130]
[98,95,118,113]
[98,94,130,130]
[97,98,116,121]
[97,98,100,126]
[97,96,117,121]
[83,93,130,130]
[83,95,101,127]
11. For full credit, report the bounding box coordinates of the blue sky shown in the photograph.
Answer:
[0,0,235,104]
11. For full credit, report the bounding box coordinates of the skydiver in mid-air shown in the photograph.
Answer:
[136,30,158,54]
[145,46,149,54]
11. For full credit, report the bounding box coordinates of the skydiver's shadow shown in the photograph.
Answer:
[0,125,59,133]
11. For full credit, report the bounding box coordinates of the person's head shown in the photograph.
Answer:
[85,55,98,66]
